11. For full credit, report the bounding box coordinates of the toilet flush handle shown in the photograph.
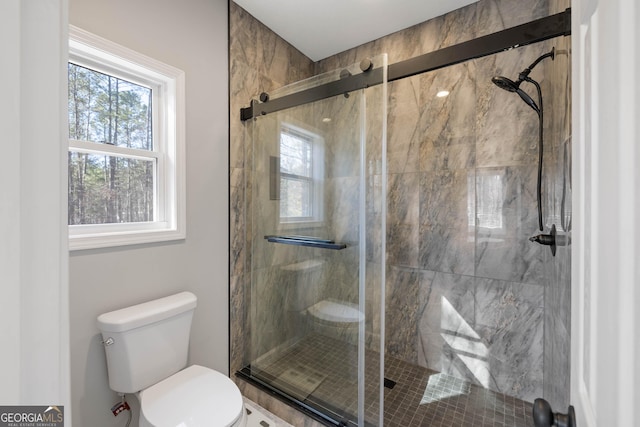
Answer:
[102,337,114,346]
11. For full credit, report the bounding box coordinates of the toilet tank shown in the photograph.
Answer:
[97,292,197,394]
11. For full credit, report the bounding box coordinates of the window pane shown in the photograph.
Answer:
[475,172,504,229]
[68,63,153,150]
[280,177,312,218]
[68,152,154,225]
[280,128,312,177]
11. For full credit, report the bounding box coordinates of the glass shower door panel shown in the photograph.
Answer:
[247,54,387,426]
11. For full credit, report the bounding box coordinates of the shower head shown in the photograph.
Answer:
[491,76,519,92]
[490,48,555,233]
[492,75,540,113]
[491,48,555,115]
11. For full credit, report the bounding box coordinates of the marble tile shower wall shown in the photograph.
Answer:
[315,0,570,405]
[229,1,315,376]
[367,49,550,403]
[246,91,378,359]
[230,0,571,414]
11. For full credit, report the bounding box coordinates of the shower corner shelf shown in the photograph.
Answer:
[264,235,347,250]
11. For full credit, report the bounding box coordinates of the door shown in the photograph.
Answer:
[244,54,388,427]
[571,0,640,425]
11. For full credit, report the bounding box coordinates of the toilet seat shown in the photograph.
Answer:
[307,300,364,323]
[139,365,245,427]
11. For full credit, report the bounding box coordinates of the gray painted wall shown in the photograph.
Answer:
[68,0,229,425]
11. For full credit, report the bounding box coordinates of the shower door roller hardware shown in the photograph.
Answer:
[532,398,576,427]
[360,58,372,72]
[102,337,114,346]
[240,9,571,122]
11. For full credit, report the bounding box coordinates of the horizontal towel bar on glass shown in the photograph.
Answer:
[264,235,347,250]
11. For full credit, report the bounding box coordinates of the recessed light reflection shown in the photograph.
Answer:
[322,117,332,123]
[436,90,450,98]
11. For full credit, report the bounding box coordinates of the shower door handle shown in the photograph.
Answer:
[264,235,347,250]
[532,398,576,427]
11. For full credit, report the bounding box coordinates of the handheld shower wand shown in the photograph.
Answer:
[491,48,554,115]
[491,48,555,232]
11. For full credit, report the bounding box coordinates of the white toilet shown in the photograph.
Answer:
[280,259,365,344]
[306,299,364,344]
[97,291,246,427]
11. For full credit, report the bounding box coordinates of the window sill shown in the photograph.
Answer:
[69,225,185,251]
[278,220,324,230]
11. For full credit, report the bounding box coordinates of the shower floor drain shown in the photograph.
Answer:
[384,377,397,389]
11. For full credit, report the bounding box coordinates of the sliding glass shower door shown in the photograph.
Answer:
[243,54,387,426]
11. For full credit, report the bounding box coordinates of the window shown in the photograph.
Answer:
[68,26,185,250]
[468,169,505,233]
[279,123,324,224]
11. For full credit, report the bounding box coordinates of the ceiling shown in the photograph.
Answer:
[233,0,479,62]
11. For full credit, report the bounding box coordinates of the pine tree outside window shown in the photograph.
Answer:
[68,27,185,250]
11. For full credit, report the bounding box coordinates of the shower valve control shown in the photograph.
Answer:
[530,224,557,256]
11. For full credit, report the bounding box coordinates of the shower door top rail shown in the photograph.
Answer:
[240,8,571,121]
[241,66,384,121]
[264,235,347,250]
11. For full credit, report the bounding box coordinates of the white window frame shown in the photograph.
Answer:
[277,121,324,227]
[68,26,185,250]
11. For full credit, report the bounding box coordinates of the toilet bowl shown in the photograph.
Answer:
[278,259,365,344]
[97,292,246,427]
[307,299,364,344]
[138,365,246,427]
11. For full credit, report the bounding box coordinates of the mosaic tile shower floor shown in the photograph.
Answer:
[251,334,534,427]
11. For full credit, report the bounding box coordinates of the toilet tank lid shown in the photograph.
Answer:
[97,292,197,333]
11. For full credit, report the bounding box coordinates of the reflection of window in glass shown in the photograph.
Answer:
[279,124,323,223]
[468,170,505,230]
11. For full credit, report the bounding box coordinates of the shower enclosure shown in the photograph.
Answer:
[239,55,388,426]
[232,4,571,426]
